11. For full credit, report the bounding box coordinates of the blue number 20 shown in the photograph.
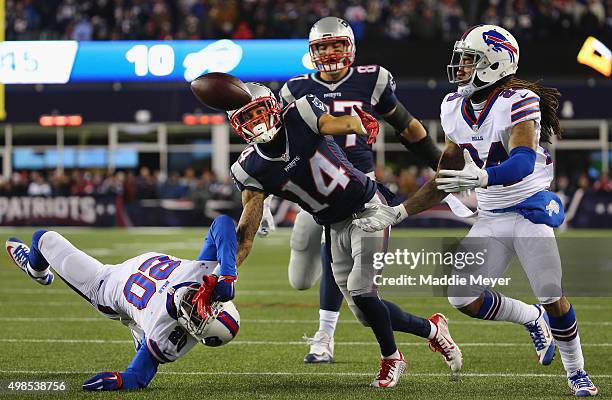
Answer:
[124,255,181,310]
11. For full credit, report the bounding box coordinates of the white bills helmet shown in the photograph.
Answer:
[174,284,240,347]
[447,24,519,97]
[227,82,282,144]
[309,17,356,73]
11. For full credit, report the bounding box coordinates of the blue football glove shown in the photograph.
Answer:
[213,275,236,302]
[83,372,123,391]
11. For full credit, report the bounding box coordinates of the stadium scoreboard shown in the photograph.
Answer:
[0,39,315,84]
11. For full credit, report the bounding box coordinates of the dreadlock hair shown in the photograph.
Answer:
[498,76,562,143]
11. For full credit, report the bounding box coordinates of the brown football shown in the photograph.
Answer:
[190,72,252,111]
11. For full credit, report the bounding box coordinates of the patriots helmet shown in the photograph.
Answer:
[309,17,356,73]
[447,24,519,97]
[173,284,240,347]
[228,82,283,144]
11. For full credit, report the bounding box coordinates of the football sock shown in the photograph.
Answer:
[382,300,432,339]
[319,244,344,312]
[476,290,539,324]
[318,309,339,338]
[383,349,401,360]
[29,229,50,272]
[352,295,397,357]
[548,306,584,376]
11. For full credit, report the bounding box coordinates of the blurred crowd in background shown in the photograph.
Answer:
[1,167,609,206]
[6,0,612,42]
[0,168,239,209]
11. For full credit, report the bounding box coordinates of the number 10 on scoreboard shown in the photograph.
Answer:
[125,44,175,77]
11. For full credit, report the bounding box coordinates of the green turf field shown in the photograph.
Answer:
[0,227,610,399]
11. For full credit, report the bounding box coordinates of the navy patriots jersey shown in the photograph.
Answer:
[230,94,377,225]
[279,65,398,174]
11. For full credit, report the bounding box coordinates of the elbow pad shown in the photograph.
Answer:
[401,135,442,171]
[384,103,414,132]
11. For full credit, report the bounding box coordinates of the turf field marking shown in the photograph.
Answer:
[0,316,609,326]
[0,338,610,347]
[0,369,610,379]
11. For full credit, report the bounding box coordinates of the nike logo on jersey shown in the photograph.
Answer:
[284,156,301,172]
[520,93,528,98]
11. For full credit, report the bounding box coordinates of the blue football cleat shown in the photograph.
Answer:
[524,304,555,365]
[568,369,599,397]
[6,237,54,285]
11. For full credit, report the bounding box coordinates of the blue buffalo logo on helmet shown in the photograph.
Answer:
[482,29,518,63]
[447,24,520,97]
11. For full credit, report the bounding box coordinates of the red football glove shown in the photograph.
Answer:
[192,275,218,318]
[353,105,379,145]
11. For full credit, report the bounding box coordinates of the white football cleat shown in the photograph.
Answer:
[303,330,334,363]
[524,304,555,365]
[6,237,54,285]
[428,313,462,373]
[568,369,599,397]
[370,351,406,388]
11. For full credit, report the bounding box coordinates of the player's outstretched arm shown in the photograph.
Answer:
[436,120,537,192]
[83,344,159,391]
[319,106,379,144]
[236,189,264,267]
[382,104,442,171]
[402,138,464,214]
[318,113,365,136]
[353,138,463,232]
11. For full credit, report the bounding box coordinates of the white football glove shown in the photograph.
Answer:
[352,203,408,233]
[257,195,276,238]
[435,149,488,193]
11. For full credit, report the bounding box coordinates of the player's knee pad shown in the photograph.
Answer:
[348,303,370,327]
[289,211,322,252]
[288,212,323,290]
[448,295,479,309]
[287,250,320,290]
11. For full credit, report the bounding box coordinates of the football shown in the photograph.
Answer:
[190,72,252,111]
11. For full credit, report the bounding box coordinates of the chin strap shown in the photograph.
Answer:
[458,83,476,97]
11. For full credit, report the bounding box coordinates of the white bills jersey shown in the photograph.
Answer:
[97,252,218,363]
[440,88,554,211]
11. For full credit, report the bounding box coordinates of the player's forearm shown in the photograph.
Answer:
[401,143,463,215]
[236,236,254,267]
[401,179,447,216]
[236,202,263,267]
[319,115,363,135]
[236,220,258,267]
[397,120,442,171]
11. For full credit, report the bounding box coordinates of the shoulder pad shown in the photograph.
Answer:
[492,89,541,127]
[230,148,265,192]
[440,92,463,115]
